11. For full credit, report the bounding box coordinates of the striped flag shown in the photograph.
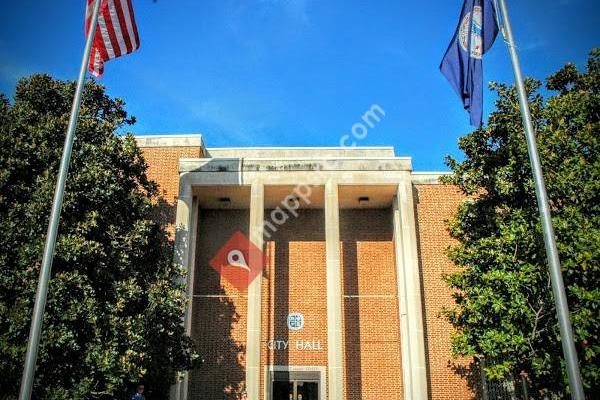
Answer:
[86,0,140,77]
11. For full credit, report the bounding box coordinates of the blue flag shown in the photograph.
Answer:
[440,0,499,127]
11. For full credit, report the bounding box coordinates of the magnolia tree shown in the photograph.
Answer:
[0,75,195,399]
[442,50,599,398]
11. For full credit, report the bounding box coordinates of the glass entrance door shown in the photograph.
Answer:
[296,381,318,400]
[272,380,293,400]
[271,380,319,400]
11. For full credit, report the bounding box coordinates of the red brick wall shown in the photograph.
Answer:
[139,146,203,235]
[261,209,329,397]
[189,209,249,399]
[340,209,403,400]
[414,184,474,400]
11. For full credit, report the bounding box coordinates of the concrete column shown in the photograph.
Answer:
[392,174,428,400]
[325,181,344,400]
[246,181,264,400]
[170,176,198,400]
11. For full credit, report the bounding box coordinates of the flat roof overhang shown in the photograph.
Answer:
[179,156,413,187]
[193,184,398,209]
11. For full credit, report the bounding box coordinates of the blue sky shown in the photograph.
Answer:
[0,0,598,170]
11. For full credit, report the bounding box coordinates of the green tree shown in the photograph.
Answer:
[0,75,195,399]
[442,50,599,398]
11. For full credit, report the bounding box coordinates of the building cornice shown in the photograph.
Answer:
[179,157,412,173]
[135,134,205,149]
[411,172,451,185]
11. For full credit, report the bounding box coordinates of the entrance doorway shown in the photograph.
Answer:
[272,379,319,400]
[267,368,323,400]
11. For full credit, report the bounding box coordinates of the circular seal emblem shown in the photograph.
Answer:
[459,6,483,59]
[287,312,305,331]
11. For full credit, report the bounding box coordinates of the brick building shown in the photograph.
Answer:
[137,135,473,400]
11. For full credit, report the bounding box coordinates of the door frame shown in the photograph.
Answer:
[265,366,327,400]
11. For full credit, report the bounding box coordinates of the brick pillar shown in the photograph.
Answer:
[246,181,264,400]
[170,176,198,400]
[393,175,428,400]
[325,181,344,400]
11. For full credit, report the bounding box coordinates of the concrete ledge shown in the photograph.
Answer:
[179,157,412,173]
[411,172,451,185]
[135,134,205,150]
[206,146,396,158]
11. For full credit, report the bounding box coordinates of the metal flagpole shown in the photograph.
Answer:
[18,0,103,398]
[496,1,585,398]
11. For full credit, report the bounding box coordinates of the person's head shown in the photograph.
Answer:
[137,384,145,394]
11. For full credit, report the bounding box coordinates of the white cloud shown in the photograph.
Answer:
[0,40,34,86]
[227,0,312,37]
[521,37,548,52]
[0,61,30,84]
[185,94,278,143]
[131,68,283,143]
[554,0,582,5]
[260,0,311,26]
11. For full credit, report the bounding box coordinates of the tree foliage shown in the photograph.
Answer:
[442,50,600,398]
[0,75,195,399]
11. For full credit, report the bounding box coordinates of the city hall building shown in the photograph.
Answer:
[136,135,471,400]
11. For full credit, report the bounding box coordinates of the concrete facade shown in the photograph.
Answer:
[137,135,473,400]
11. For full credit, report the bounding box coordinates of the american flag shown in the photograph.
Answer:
[86,0,140,77]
